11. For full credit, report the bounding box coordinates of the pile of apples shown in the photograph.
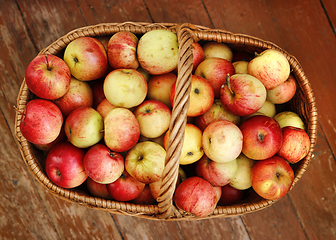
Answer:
[19,28,311,218]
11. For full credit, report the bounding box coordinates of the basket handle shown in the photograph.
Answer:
[156,23,196,219]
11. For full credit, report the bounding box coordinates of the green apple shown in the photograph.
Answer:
[137,29,178,75]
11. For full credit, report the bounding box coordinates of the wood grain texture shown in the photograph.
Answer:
[0,0,335,239]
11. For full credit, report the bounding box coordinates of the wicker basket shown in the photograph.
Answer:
[14,22,317,220]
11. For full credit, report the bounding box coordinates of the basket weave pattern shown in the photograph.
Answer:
[14,22,317,220]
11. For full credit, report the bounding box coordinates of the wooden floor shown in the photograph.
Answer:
[1,0,336,239]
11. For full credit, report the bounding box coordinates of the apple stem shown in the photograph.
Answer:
[45,54,51,71]
[226,74,235,96]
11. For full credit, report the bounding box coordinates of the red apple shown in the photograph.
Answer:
[86,177,112,199]
[25,54,71,100]
[132,185,156,205]
[174,176,217,218]
[108,31,139,69]
[192,42,205,72]
[220,73,267,116]
[63,37,108,81]
[134,100,172,139]
[202,120,243,163]
[65,107,104,148]
[251,155,294,200]
[218,184,244,206]
[53,77,93,117]
[239,115,283,160]
[147,73,177,108]
[170,75,214,117]
[96,98,117,119]
[194,57,235,98]
[277,126,310,164]
[45,142,88,188]
[267,74,297,104]
[33,124,66,152]
[247,49,290,90]
[194,99,240,131]
[20,99,63,145]
[90,78,105,108]
[83,144,124,184]
[195,154,238,187]
[106,170,145,202]
[213,186,222,204]
[104,108,140,152]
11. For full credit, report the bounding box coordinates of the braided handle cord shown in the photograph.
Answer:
[156,24,195,219]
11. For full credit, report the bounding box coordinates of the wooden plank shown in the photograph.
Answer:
[143,0,213,27]
[321,0,336,33]
[113,214,183,239]
[287,123,336,239]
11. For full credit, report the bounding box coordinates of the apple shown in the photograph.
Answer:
[20,99,63,145]
[170,75,214,117]
[137,29,179,75]
[174,176,217,218]
[64,107,104,148]
[202,120,243,163]
[147,73,177,108]
[33,124,66,152]
[45,142,88,188]
[134,100,172,138]
[25,54,71,100]
[192,42,205,72]
[277,126,310,164]
[218,184,244,206]
[86,177,112,199]
[137,66,151,82]
[63,37,108,81]
[213,186,222,204]
[232,60,248,74]
[53,77,93,117]
[274,111,305,130]
[103,69,147,108]
[104,108,140,153]
[125,141,166,184]
[194,57,235,98]
[247,49,291,90]
[232,50,253,62]
[96,98,117,119]
[256,100,276,118]
[267,74,297,104]
[195,154,238,187]
[164,123,204,165]
[149,166,186,200]
[106,170,145,202]
[251,155,294,200]
[107,31,139,69]
[194,99,240,132]
[83,144,124,184]
[132,185,156,205]
[138,133,165,148]
[202,41,233,62]
[90,78,105,108]
[229,154,255,190]
[220,73,267,116]
[239,115,282,160]
[95,36,110,51]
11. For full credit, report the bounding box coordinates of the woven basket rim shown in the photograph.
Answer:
[14,21,317,221]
